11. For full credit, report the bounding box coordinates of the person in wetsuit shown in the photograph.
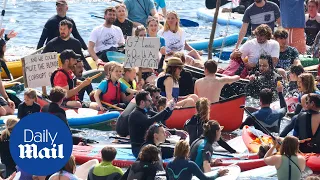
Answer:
[294,93,320,153]
[166,140,228,180]
[17,89,41,119]
[42,19,91,70]
[305,0,320,46]
[189,120,225,173]
[128,91,175,157]
[184,97,237,153]
[37,0,87,50]
[241,85,287,134]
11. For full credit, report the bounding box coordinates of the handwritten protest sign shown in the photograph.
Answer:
[124,37,160,69]
[22,52,59,88]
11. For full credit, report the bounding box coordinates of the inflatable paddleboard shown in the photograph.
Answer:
[239,165,277,178]
[75,159,99,180]
[192,165,241,180]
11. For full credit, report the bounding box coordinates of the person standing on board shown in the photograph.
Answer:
[37,0,87,50]
[305,0,320,47]
[234,0,281,49]
[194,60,240,103]
[42,19,91,70]
[88,7,125,66]
[124,0,159,27]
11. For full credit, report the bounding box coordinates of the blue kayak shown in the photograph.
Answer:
[196,8,243,28]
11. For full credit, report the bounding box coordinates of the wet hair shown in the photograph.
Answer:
[254,24,272,40]
[0,118,18,141]
[290,65,305,76]
[107,62,123,79]
[196,97,210,122]
[259,88,273,105]
[280,136,299,156]
[101,146,117,161]
[174,140,190,159]
[135,91,150,106]
[61,155,76,174]
[145,84,161,96]
[163,11,181,33]
[259,54,274,70]
[204,60,218,74]
[298,73,317,94]
[273,28,288,39]
[308,0,318,7]
[59,19,73,29]
[157,97,167,110]
[308,93,320,108]
[49,87,66,103]
[203,120,221,144]
[144,123,163,142]
[138,144,160,163]
[24,88,37,99]
[173,52,186,64]
[104,6,116,15]
[135,25,146,36]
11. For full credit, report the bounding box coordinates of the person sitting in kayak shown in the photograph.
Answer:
[49,155,82,180]
[222,24,279,78]
[50,49,94,108]
[88,7,125,65]
[166,140,228,180]
[194,60,240,103]
[119,67,140,103]
[128,91,175,157]
[294,73,320,115]
[274,28,301,83]
[287,65,305,96]
[93,62,138,110]
[0,118,18,178]
[157,57,198,108]
[73,61,93,102]
[42,19,91,70]
[42,87,70,130]
[184,97,237,153]
[158,11,203,68]
[264,136,306,180]
[240,85,287,134]
[294,93,320,153]
[245,54,282,99]
[37,0,87,51]
[121,145,162,180]
[17,89,41,119]
[87,146,123,180]
[114,4,133,40]
[0,31,18,81]
[189,120,225,173]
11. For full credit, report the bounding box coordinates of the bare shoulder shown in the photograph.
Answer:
[195,77,204,83]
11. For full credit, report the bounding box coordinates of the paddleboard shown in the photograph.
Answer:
[75,159,99,180]
[192,165,241,180]
[239,165,277,177]
[213,136,248,153]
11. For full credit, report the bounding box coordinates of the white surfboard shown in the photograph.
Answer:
[75,159,99,180]
[13,171,21,180]
[239,165,277,178]
[213,136,248,153]
[192,165,241,180]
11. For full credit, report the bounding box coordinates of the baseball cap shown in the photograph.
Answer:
[60,49,81,61]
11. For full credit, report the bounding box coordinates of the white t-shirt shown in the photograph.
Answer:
[89,25,125,53]
[157,28,186,54]
[240,38,280,65]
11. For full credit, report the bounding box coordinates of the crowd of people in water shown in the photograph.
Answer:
[0,0,320,179]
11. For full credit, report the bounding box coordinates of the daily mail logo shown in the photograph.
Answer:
[10,113,72,176]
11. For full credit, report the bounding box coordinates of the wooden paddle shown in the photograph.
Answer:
[88,72,102,81]
[101,101,124,111]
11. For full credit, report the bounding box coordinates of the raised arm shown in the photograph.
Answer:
[235,23,249,49]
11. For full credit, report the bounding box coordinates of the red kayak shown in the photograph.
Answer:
[305,153,320,172]
[242,125,272,153]
[166,94,245,131]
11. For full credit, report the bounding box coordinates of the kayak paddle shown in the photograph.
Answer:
[90,14,199,27]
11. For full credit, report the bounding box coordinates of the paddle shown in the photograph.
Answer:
[90,14,199,27]
[101,101,124,111]
[205,0,230,9]
[212,152,249,160]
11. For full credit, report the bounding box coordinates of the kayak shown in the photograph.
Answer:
[300,55,319,67]
[0,59,22,79]
[305,153,320,172]
[3,76,25,92]
[165,94,245,131]
[242,125,273,153]
[192,165,241,180]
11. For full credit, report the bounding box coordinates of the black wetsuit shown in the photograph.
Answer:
[121,161,160,180]
[0,136,16,177]
[17,102,41,119]
[184,114,236,153]
[113,19,133,39]
[189,137,213,171]
[128,106,173,157]
[37,15,87,50]
[116,102,136,137]
[179,69,194,96]
[0,59,13,80]
[41,102,70,129]
[42,36,91,70]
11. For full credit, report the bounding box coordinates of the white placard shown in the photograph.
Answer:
[124,36,160,68]
[23,52,59,88]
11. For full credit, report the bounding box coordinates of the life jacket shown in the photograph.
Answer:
[101,80,121,104]
[156,74,179,99]
[119,77,137,90]
[50,68,78,101]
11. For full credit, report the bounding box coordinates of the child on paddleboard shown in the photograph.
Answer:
[17,89,41,119]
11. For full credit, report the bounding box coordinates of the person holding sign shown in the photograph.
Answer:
[37,0,87,50]
[158,11,203,68]
[93,62,138,110]
[157,57,198,108]
[88,7,125,66]
[42,19,91,70]
[50,49,93,108]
